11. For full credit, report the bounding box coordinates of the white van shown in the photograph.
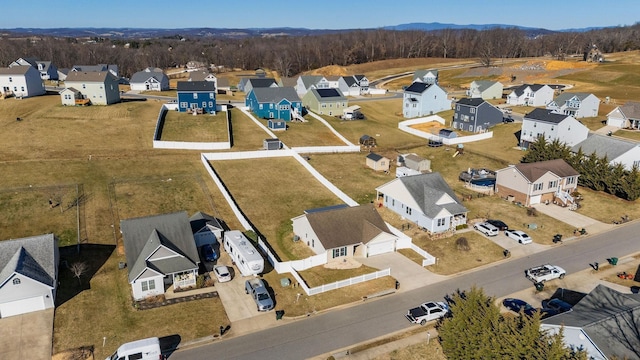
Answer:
[106,337,163,360]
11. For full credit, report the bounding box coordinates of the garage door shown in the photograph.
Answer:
[367,239,395,257]
[530,195,541,205]
[0,296,45,318]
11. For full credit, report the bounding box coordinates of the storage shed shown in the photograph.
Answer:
[366,153,390,172]
[359,134,377,147]
[264,138,282,150]
[268,119,287,131]
[439,129,457,139]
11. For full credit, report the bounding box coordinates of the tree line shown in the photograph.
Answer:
[522,137,640,201]
[0,24,638,78]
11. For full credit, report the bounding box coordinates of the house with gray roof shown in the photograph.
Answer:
[541,284,640,360]
[452,97,503,133]
[495,159,580,206]
[375,172,468,233]
[302,88,347,116]
[403,82,451,118]
[71,64,118,78]
[0,65,46,98]
[245,87,303,121]
[546,92,600,118]
[506,84,554,106]
[0,234,59,318]
[338,75,369,96]
[296,75,330,97]
[606,101,640,130]
[467,80,503,100]
[413,69,438,85]
[62,71,121,105]
[10,57,58,81]
[291,204,398,260]
[572,134,640,171]
[120,211,200,301]
[129,67,169,92]
[190,211,225,248]
[520,108,589,149]
[244,78,278,95]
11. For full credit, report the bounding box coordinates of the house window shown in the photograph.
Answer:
[269,104,273,109]
[566,176,575,185]
[634,160,640,168]
[141,279,156,291]
[332,247,347,258]
[82,84,86,89]
[392,199,395,206]
[209,93,214,99]
[470,108,475,114]
[312,239,314,247]
[13,278,20,285]
[548,180,558,188]
[180,102,187,108]
[437,218,445,226]
[406,207,412,215]
[321,104,326,108]
[259,104,263,110]
[202,101,206,107]
[456,105,460,110]
[193,93,198,99]
[208,101,213,108]
[533,183,543,191]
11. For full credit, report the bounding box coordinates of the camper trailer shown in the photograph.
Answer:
[106,337,162,360]
[223,230,264,277]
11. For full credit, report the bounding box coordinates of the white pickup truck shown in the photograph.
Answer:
[405,301,449,325]
[525,264,566,283]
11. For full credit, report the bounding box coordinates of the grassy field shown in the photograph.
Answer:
[271,116,346,147]
[161,110,229,142]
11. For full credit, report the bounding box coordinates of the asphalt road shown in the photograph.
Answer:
[172,221,640,359]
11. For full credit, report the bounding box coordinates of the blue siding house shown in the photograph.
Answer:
[177,81,217,114]
[246,87,303,121]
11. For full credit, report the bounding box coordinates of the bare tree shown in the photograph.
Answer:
[70,262,88,286]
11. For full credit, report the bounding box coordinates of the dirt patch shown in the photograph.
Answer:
[458,59,598,83]
[409,121,445,134]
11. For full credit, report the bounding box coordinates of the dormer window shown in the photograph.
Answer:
[13,278,20,285]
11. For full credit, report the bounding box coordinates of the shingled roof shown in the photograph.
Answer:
[524,108,571,124]
[513,159,579,182]
[251,87,300,103]
[572,134,638,160]
[404,82,432,94]
[0,234,57,288]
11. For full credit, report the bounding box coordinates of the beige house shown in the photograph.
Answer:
[302,88,347,116]
[62,71,121,105]
[366,153,389,172]
[495,159,580,206]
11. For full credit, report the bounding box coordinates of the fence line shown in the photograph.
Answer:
[398,116,493,145]
[153,104,231,150]
[410,244,437,266]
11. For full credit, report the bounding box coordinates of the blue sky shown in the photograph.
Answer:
[1,0,638,30]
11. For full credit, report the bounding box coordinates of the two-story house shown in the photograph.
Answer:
[129,67,169,92]
[245,87,303,121]
[302,88,347,116]
[244,78,278,95]
[413,69,438,85]
[506,84,554,106]
[467,80,503,100]
[338,75,369,96]
[61,71,120,105]
[10,57,58,81]
[0,66,46,98]
[452,98,504,132]
[296,75,330,97]
[176,81,216,114]
[71,64,119,78]
[495,159,580,206]
[546,92,600,118]
[403,82,450,118]
[520,108,589,149]
[606,101,640,130]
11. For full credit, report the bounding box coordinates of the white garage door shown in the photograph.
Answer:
[0,296,45,318]
[530,195,541,205]
[367,240,395,257]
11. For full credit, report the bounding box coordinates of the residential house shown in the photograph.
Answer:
[0,66,46,98]
[452,98,504,132]
[366,153,390,172]
[71,64,119,78]
[10,57,58,81]
[413,69,438,85]
[375,172,468,233]
[403,82,451,118]
[338,75,369,96]
[467,80,503,100]
[120,211,200,301]
[606,101,640,129]
[57,68,70,82]
[188,71,217,83]
[302,88,347,116]
[243,78,278,95]
[506,84,554,106]
[325,75,341,88]
[291,204,398,260]
[520,108,589,149]
[62,71,121,105]
[237,77,250,92]
[541,284,640,360]
[189,211,224,248]
[176,81,216,114]
[495,159,580,206]
[216,78,231,93]
[296,75,330,97]
[245,87,303,121]
[0,234,59,318]
[572,134,640,171]
[546,92,600,118]
[278,76,298,88]
[129,67,169,92]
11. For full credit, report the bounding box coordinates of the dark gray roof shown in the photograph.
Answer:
[251,87,300,103]
[177,81,216,92]
[341,76,358,87]
[618,101,640,119]
[572,134,638,160]
[405,82,432,94]
[542,284,640,359]
[552,92,595,105]
[130,69,166,84]
[305,204,391,249]
[399,173,468,218]
[72,64,118,74]
[413,69,438,80]
[366,153,386,161]
[524,108,570,124]
[248,78,277,88]
[456,98,485,107]
[120,211,199,282]
[513,159,579,182]
[311,88,346,100]
[189,211,224,234]
[511,83,547,96]
[0,234,57,288]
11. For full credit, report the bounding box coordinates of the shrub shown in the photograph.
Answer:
[527,207,538,217]
[456,237,470,251]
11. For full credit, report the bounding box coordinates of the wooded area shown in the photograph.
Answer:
[1,24,639,78]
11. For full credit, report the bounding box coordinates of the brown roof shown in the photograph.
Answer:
[619,101,640,119]
[306,204,391,249]
[65,71,115,83]
[514,159,579,182]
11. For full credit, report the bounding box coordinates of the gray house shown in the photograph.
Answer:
[413,69,438,85]
[0,234,59,318]
[572,134,640,171]
[452,98,504,132]
[546,92,600,118]
[244,78,278,95]
[129,67,169,91]
[541,284,640,360]
[403,82,451,118]
[606,101,640,130]
[375,172,468,233]
[120,211,200,301]
[10,57,59,81]
[62,71,121,105]
[467,80,503,100]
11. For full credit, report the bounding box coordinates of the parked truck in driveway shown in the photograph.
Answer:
[525,264,566,283]
[245,278,274,311]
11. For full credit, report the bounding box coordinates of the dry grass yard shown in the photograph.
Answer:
[161,110,229,142]
[272,116,347,147]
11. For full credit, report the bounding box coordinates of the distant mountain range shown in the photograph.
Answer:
[0,22,607,39]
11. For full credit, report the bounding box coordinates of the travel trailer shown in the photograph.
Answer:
[223,230,265,276]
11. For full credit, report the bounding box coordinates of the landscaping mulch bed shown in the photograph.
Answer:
[134,291,218,310]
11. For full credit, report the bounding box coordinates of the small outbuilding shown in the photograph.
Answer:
[366,153,390,172]
[359,135,377,147]
[264,138,282,150]
[268,119,287,131]
[439,129,457,139]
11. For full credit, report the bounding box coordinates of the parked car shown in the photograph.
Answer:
[213,265,232,283]
[541,298,573,313]
[486,219,509,231]
[200,244,218,262]
[504,229,532,244]
[245,278,274,311]
[502,116,514,123]
[405,301,449,325]
[502,298,537,316]
[540,307,561,319]
[473,222,499,237]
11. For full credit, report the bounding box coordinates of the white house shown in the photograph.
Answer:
[10,57,58,81]
[467,80,503,100]
[375,172,468,233]
[572,134,640,171]
[338,75,369,96]
[296,75,330,97]
[0,66,46,98]
[129,67,169,91]
[606,101,640,129]
[520,108,589,149]
[0,234,59,318]
[506,84,554,106]
[413,69,438,85]
[62,71,121,105]
[403,82,451,118]
[546,92,600,118]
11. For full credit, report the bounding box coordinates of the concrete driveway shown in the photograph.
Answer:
[532,203,615,233]
[0,308,54,360]
[359,252,447,292]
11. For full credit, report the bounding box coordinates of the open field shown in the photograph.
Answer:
[161,110,229,142]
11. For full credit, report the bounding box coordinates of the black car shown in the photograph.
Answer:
[486,219,509,231]
[502,298,537,316]
[541,298,573,313]
[502,116,514,123]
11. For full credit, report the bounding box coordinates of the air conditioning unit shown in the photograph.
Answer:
[293,235,300,242]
